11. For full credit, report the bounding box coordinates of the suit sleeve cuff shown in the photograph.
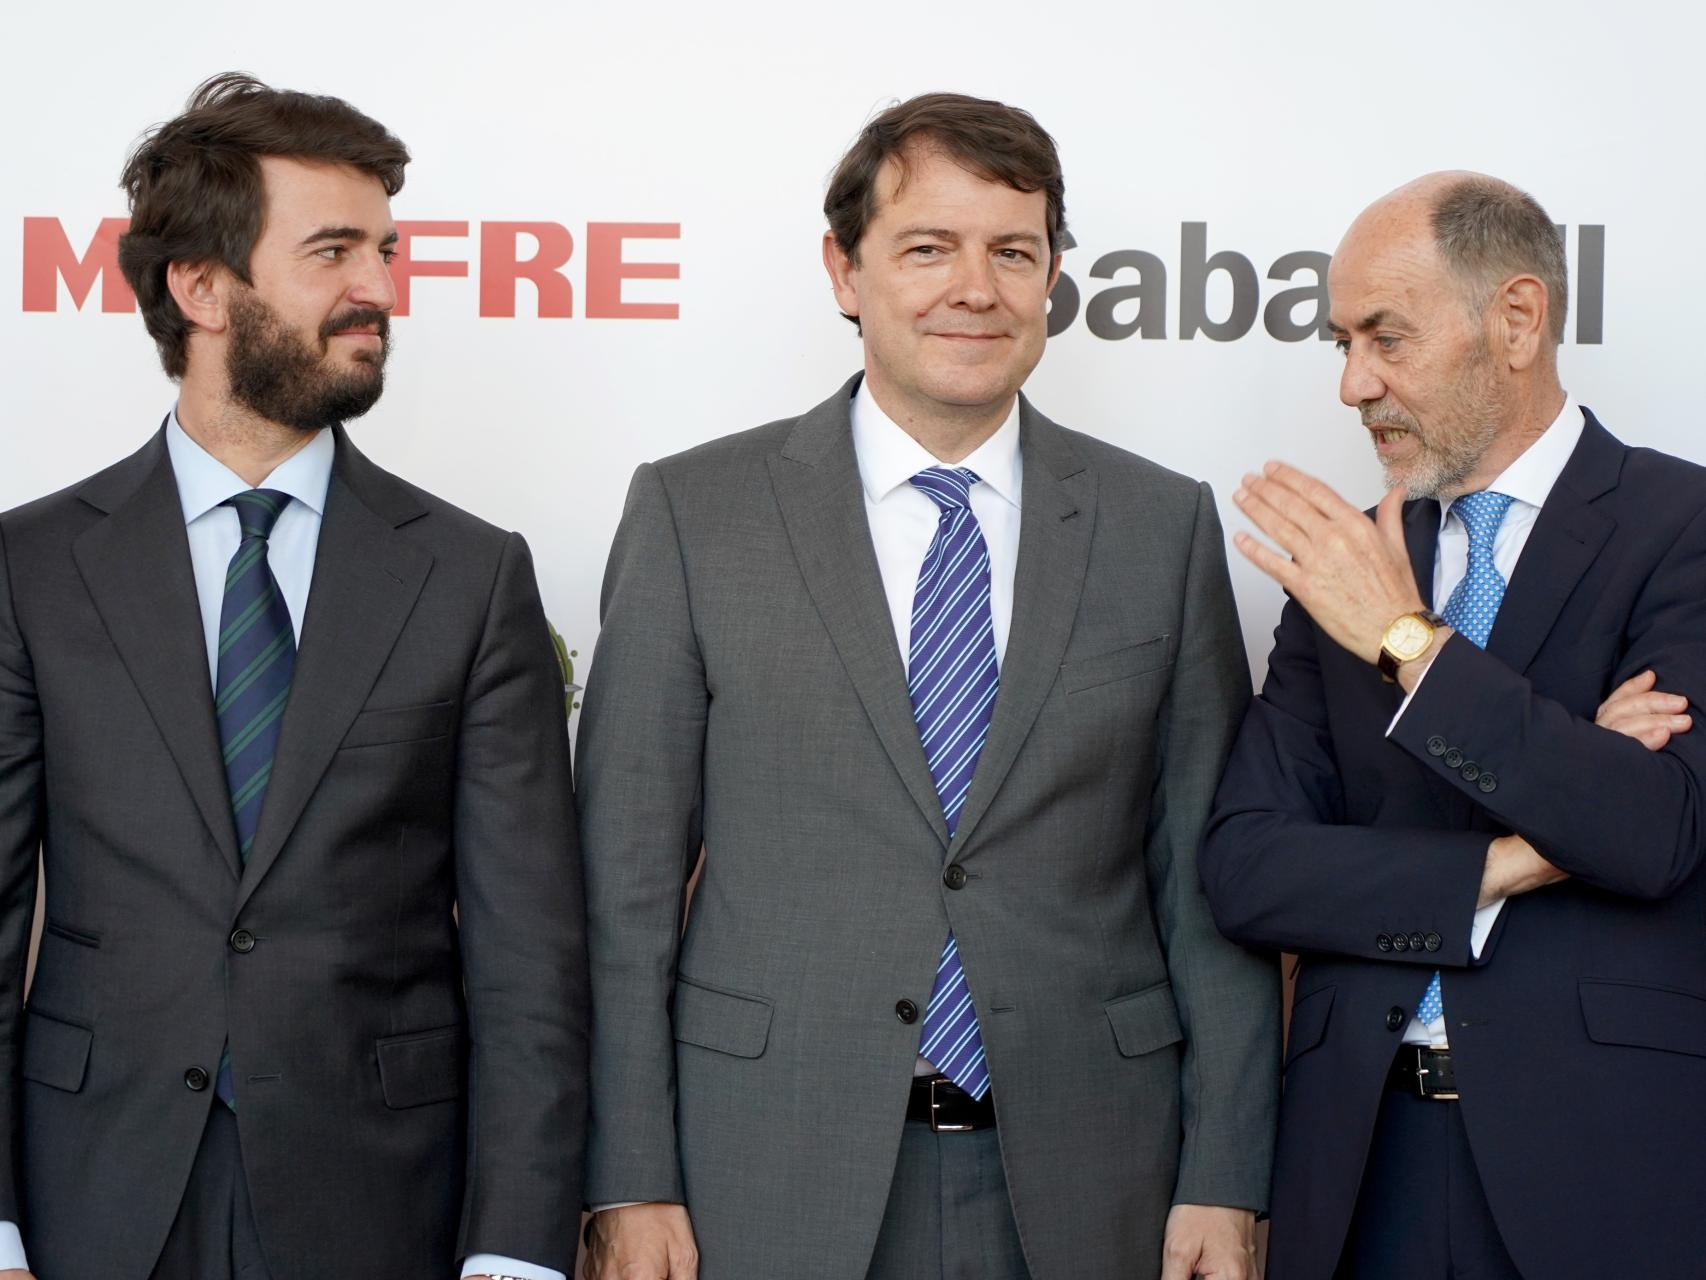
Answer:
[0,1221,28,1272]
[462,1253,566,1280]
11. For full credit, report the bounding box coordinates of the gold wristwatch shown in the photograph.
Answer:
[1378,610,1446,683]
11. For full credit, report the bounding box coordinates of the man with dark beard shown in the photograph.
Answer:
[1199,172,1706,1278]
[0,75,586,1280]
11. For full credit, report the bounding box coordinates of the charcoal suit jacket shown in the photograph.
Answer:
[0,425,587,1278]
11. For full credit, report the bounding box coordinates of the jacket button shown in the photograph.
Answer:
[1460,761,1481,782]
[1376,933,1394,952]
[1425,932,1442,952]
[1393,933,1411,952]
[1443,748,1465,769]
[230,929,256,954]
[1426,736,1448,757]
[184,1066,209,1091]
[943,864,968,890]
[1408,932,1427,952]
[895,999,919,1024]
[1386,1007,1407,1032]
[1478,773,1498,793]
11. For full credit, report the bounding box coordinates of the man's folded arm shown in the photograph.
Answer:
[575,463,708,1206]
[1389,630,1706,900]
[1199,594,1488,965]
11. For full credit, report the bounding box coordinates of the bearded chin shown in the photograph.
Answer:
[225,291,389,431]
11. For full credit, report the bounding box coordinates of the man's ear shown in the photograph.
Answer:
[823,231,861,321]
[1045,253,1063,296]
[1491,273,1549,372]
[166,260,231,336]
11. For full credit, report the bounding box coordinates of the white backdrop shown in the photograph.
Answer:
[6,0,1704,697]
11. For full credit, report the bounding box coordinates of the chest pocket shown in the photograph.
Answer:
[1060,635,1172,695]
[340,700,455,750]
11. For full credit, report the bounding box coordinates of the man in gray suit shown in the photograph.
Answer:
[577,93,1278,1280]
[0,75,585,1278]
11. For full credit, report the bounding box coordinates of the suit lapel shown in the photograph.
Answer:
[1486,412,1620,674]
[235,429,432,912]
[1404,496,1441,610]
[767,378,950,849]
[950,399,1093,858]
[73,429,244,878]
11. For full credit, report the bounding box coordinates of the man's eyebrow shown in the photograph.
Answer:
[1356,308,1404,331]
[298,225,372,248]
[989,232,1046,248]
[892,226,961,242]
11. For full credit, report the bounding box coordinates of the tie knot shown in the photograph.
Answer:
[910,467,981,514]
[1449,490,1515,548]
[224,489,291,541]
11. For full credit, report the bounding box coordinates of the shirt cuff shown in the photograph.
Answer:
[462,1254,565,1280]
[1470,896,1506,960]
[590,1202,646,1212]
[1384,651,1437,736]
[0,1221,28,1272]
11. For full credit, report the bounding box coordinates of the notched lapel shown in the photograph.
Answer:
[767,380,950,849]
[1487,417,1622,674]
[236,436,432,912]
[72,433,243,878]
[950,400,1094,858]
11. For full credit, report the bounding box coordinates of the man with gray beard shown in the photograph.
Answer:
[0,74,585,1279]
[1199,172,1706,1278]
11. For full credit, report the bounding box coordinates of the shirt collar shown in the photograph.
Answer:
[165,407,335,525]
[1438,393,1583,528]
[850,378,1022,509]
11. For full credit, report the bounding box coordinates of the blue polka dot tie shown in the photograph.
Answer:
[908,467,998,1099]
[1415,490,1515,1030]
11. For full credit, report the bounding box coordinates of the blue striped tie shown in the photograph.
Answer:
[1415,490,1515,1032]
[213,488,297,1105]
[908,467,998,1100]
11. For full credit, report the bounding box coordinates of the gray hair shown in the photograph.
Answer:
[1431,176,1568,344]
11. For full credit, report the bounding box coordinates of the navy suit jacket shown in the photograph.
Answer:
[1200,410,1706,1279]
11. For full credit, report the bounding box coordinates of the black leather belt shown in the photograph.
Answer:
[907,1075,996,1132]
[1387,1044,1458,1099]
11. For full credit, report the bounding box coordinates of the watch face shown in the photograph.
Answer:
[1386,614,1433,660]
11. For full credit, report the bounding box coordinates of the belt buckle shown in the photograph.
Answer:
[1415,1052,1459,1101]
[929,1077,974,1133]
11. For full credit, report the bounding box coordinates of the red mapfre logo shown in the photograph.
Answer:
[20,219,681,318]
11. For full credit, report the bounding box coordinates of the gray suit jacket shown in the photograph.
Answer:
[0,426,588,1278]
[576,377,1279,1279]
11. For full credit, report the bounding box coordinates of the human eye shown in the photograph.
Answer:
[316,244,347,262]
[380,247,398,265]
[1376,334,1401,352]
[1333,337,1350,355]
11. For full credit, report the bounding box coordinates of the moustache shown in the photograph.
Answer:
[320,309,391,342]
[1361,401,1418,432]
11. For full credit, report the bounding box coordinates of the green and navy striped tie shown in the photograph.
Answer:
[212,488,296,1105]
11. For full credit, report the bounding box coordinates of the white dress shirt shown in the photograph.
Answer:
[0,412,557,1280]
[1392,395,1583,1047]
[851,379,1023,671]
